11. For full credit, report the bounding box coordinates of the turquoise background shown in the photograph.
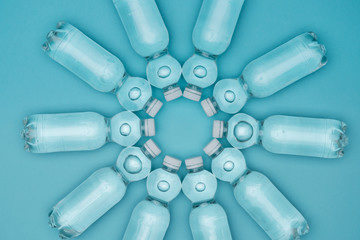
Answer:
[1,0,359,239]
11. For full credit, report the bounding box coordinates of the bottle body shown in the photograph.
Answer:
[261,115,348,158]
[234,171,309,240]
[123,200,170,240]
[214,113,348,158]
[112,0,168,58]
[113,0,182,99]
[43,22,125,92]
[183,0,244,101]
[202,32,327,116]
[43,22,163,114]
[190,202,232,240]
[22,111,154,153]
[49,167,127,239]
[123,157,181,239]
[182,160,233,240]
[242,32,327,98]
[22,112,108,153]
[192,0,244,55]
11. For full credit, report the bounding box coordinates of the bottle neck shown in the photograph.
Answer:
[163,83,179,92]
[186,84,203,93]
[113,72,128,94]
[193,199,216,208]
[188,166,204,173]
[111,166,129,185]
[140,120,147,137]
[146,196,168,208]
[209,96,220,112]
[239,75,251,97]
[143,96,155,112]
[140,145,155,160]
[209,145,224,159]
[162,165,178,174]
[222,122,229,138]
[105,117,111,143]
[257,120,265,145]
[232,169,251,187]
[194,48,217,60]
[146,49,168,61]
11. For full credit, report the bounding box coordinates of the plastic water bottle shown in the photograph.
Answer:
[48,139,161,239]
[182,156,232,240]
[204,139,309,240]
[123,156,182,240]
[212,113,348,158]
[21,111,155,153]
[182,0,245,101]
[42,22,162,117]
[201,32,327,116]
[113,0,182,101]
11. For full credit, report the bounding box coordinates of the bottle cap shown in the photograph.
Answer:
[145,98,163,117]
[212,120,224,138]
[203,139,222,157]
[163,155,182,170]
[143,119,155,136]
[164,86,182,102]
[183,86,202,102]
[201,98,217,117]
[185,156,203,170]
[143,139,161,158]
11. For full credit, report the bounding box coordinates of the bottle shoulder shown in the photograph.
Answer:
[211,148,247,183]
[226,113,260,149]
[182,170,217,204]
[110,111,141,146]
[147,168,181,203]
[116,76,152,111]
[213,78,249,114]
[89,167,127,193]
[115,147,152,183]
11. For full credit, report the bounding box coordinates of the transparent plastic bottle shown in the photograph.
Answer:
[123,156,182,240]
[182,157,232,240]
[212,113,348,158]
[204,139,309,240]
[42,22,162,117]
[201,32,328,116]
[21,111,155,153]
[112,0,182,101]
[48,139,161,239]
[182,0,245,101]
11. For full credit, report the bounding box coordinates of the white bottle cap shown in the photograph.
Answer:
[164,86,182,102]
[183,87,201,101]
[145,98,163,117]
[201,98,217,117]
[143,139,161,158]
[212,120,224,138]
[185,156,204,170]
[163,155,182,170]
[144,119,156,136]
[203,139,222,157]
